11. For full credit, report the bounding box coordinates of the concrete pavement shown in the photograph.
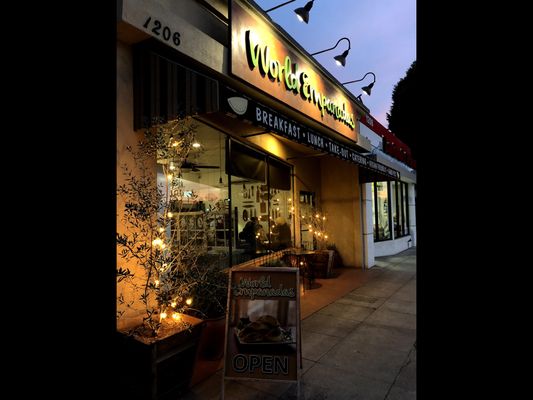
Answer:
[183,247,417,400]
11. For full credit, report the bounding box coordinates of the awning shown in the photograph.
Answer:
[220,86,400,182]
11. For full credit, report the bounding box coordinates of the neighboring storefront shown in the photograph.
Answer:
[117,0,416,313]
[359,113,417,263]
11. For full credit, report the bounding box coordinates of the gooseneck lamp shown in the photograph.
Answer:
[266,1,316,24]
[310,37,351,67]
[265,0,297,12]
[342,72,377,96]
[294,1,314,23]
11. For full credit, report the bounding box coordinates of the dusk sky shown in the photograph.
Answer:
[253,0,416,129]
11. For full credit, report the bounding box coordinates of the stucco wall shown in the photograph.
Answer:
[117,40,154,331]
[319,156,363,268]
[374,235,413,257]
[362,183,375,268]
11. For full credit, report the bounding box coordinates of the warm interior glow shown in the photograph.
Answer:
[172,313,181,320]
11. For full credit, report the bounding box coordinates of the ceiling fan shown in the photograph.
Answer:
[181,160,220,172]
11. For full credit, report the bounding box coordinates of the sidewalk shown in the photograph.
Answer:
[184,247,417,400]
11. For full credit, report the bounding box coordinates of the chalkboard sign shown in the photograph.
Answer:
[222,266,301,395]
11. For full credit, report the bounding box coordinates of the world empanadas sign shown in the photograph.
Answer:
[224,267,300,383]
[231,0,358,142]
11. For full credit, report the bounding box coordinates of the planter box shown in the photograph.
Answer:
[117,314,205,400]
[191,315,226,386]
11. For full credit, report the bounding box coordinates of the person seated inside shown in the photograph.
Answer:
[272,216,292,251]
[239,217,263,253]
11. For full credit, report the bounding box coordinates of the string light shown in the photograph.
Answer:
[172,312,181,320]
[171,301,177,308]
[167,212,174,218]
[155,280,160,287]
[167,174,173,180]
[186,298,193,305]
[161,311,167,319]
[159,227,165,233]
[152,238,163,247]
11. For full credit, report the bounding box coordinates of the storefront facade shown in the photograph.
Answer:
[117,0,416,328]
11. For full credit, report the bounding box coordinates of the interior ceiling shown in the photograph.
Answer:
[164,116,394,184]
[194,112,322,162]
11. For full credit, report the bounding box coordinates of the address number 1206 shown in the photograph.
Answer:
[143,16,181,47]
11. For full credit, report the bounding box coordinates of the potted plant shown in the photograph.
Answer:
[116,117,214,399]
[184,254,229,360]
[179,253,229,386]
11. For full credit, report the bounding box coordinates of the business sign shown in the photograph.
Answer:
[223,267,301,383]
[230,0,358,142]
[223,88,401,180]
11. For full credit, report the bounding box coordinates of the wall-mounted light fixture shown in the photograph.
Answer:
[294,1,315,23]
[342,72,377,96]
[265,0,297,12]
[265,0,316,24]
[311,37,351,67]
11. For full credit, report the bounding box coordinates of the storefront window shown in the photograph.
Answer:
[392,181,399,238]
[372,181,409,241]
[228,139,294,265]
[372,181,391,241]
[157,122,230,269]
[299,191,316,250]
[391,181,409,239]
[402,182,410,236]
